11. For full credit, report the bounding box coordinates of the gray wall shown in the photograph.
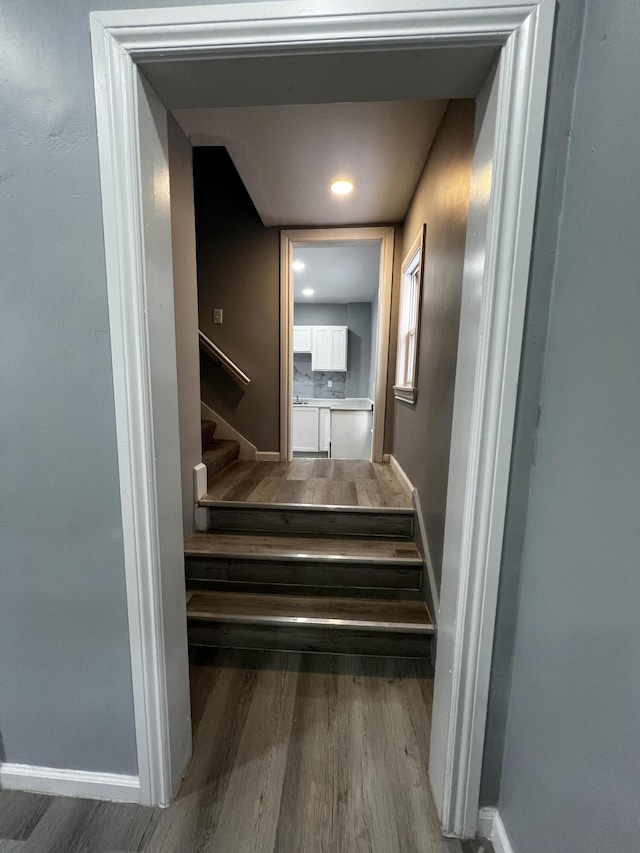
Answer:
[0,0,254,782]
[391,100,475,591]
[481,2,640,850]
[294,304,345,326]
[294,302,374,398]
[168,115,201,538]
[195,147,280,452]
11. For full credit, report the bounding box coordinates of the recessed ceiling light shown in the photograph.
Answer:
[330,179,354,196]
[291,260,305,272]
[302,288,314,297]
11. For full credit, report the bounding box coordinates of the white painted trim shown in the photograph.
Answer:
[256,451,281,461]
[412,488,440,621]
[477,808,515,853]
[280,232,293,461]
[382,453,391,463]
[388,453,414,499]
[0,763,141,803]
[200,401,256,460]
[280,227,394,464]
[193,463,208,502]
[390,455,440,621]
[90,0,554,817]
[430,2,554,836]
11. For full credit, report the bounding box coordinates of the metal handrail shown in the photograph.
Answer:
[198,330,251,387]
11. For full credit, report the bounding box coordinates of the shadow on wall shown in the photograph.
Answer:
[348,328,360,379]
[199,352,246,412]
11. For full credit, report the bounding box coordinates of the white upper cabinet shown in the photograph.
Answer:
[293,325,312,353]
[311,325,348,372]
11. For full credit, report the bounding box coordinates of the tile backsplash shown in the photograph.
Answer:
[293,354,346,399]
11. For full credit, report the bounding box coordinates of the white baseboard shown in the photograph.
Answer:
[382,452,391,463]
[0,762,141,803]
[256,451,281,461]
[388,454,414,498]
[477,808,515,853]
[412,488,440,622]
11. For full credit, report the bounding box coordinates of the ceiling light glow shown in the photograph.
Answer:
[330,179,354,196]
[291,260,305,272]
[302,288,315,297]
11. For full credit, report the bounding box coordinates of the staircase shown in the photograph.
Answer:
[184,491,434,658]
[201,419,240,483]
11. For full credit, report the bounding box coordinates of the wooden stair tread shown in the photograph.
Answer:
[184,532,421,564]
[186,590,433,633]
[202,439,240,458]
[199,496,413,514]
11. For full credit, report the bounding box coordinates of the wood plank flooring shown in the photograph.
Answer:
[0,651,465,853]
[204,460,413,508]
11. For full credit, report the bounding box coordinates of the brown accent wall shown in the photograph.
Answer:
[194,148,280,452]
[391,100,475,591]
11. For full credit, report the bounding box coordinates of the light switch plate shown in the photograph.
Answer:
[213,308,223,325]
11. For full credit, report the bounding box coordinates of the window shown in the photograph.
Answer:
[394,225,426,404]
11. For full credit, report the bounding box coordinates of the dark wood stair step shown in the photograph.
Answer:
[186,590,433,633]
[202,440,240,483]
[184,532,421,564]
[184,531,423,591]
[201,419,218,452]
[198,501,414,539]
[186,590,433,657]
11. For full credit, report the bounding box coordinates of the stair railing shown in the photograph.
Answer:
[198,330,251,387]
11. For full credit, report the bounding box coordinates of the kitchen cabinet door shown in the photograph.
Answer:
[292,406,319,451]
[293,325,312,353]
[311,326,347,371]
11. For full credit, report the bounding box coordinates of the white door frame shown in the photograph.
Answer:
[280,227,395,463]
[90,0,554,831]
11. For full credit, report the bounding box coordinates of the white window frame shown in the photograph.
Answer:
[394,225,426,404]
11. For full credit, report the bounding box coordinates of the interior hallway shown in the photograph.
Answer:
[0,651,480,853]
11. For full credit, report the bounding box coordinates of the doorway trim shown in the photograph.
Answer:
[90,0,554,832]
[280,227,394,463]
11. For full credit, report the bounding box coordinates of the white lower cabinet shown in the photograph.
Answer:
[292,406,319,452]
[329,410,373,459]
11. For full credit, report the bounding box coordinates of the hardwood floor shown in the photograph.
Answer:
[0,651,463,853]
[204,460,413,508]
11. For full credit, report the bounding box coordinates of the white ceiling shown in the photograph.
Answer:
[292,243,381,304]
[174,100,448,227]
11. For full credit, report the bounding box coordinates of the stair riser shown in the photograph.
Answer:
[188,622,431,658]
[200,506,414,539]
[185,557,421,591]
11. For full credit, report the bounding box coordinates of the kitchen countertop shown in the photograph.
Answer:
[293,398,373,411]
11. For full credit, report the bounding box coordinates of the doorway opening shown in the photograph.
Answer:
[282,230,394,464]
[90,1,555,840]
